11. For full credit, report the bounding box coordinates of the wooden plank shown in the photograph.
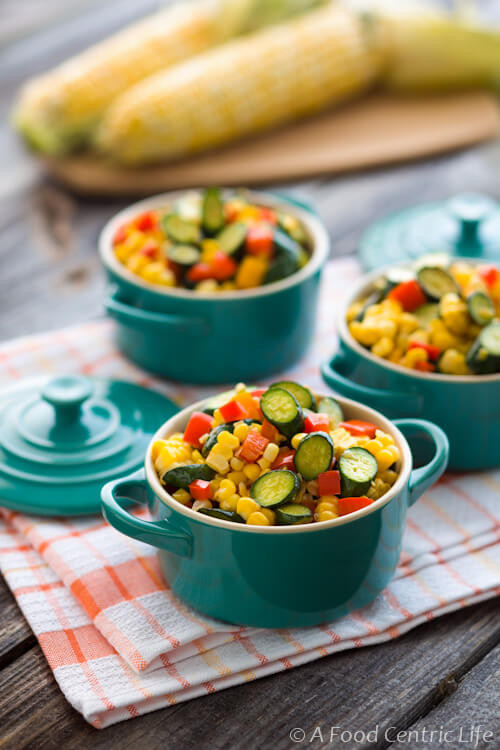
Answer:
[393,645,500,750]
[0,600,497,747]
[0,578,34,669]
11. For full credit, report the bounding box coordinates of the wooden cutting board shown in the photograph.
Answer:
[42,91,499,197]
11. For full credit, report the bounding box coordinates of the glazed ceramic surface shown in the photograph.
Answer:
[101,394,448,628]
[321,263,500,471]
[99,190,329,384]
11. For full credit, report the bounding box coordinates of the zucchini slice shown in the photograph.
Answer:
[162,214,201,245]
[167,244,201,267]
[467,291,495,326]
[276,504,313,525]
[216,222,247,256]
[466,322,500,374]
[260,388,304,438]
[250,469,300,508]
[265,228,301,283]
[339,447,378,497]
[294,432,334,481]
[417,267,458,301]
[163,464,215,488]
[317,397,344,428]
[199,508,245,523]
[414,302,439,328]
[270,381,316,410]
[202,187,225,235]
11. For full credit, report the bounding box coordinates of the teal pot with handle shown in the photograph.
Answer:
[101,394,448,628]
[99,190,329,384]
[321,263,500,471]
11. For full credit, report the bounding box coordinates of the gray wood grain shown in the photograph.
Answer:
[0,579,35,669]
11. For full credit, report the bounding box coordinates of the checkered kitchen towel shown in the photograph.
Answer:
[0,258,499,728]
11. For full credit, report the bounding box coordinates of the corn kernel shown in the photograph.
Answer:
[263,443,279,463]
[220,495,239,512]
[217,431,240,450]
[315,510,338,522]
[376,446,399,472]
[316,501,337,514]
[211,443,233,460]
[318,495,339,510]
[216,479,237,501]
[237,497,260,520]
[260,508,276,524]
[212,409,224,427]
[191,449,204,464]
[380,469,398,485]
[246,511,270,526]
[209,478,221,495]
[151,439,168,462]
[192,499,212,512]
[243,463,261,482]
[349,321,381,347]
[365,438,384,455]
[346,302,364,322]
[233,422,250,442]
[230,456,244,471]
[238,481,248,496]
[172,489,191,506]
[257,457,270,470]
[375,430,393,446]
[227,470,246,485]
[306,479,319,496]
[371,336,394,358]
[291,433,307,449]
[206,452,229,474]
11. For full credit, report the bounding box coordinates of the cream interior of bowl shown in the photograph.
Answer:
[145,393,412,534]
[338,260,500,384]
[99,188,330,301]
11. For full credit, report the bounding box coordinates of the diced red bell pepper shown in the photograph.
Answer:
[210,250,237,281]
[135,211,157,232]
[250,389,266,398]
[318,470,341,496]
[219,399,248,422]
[304,413,330,433]
[139,240,159,258]
[246,224,274,256]
[415,360,436,372]
[224,203,240,223]
[261,418,280,442]
[387,280,427,312]
[239,430,269,463]
[183,411,213,448]
[408,341,441,361]
[258,207,278,225]
[478,264,499,288]
[186,263,215,284]
[233,392,261,421]
[271,449,296,472]
[339,420,378,439]
[338,496,373,516]
[113,223,128,245]
[189,479,212,501]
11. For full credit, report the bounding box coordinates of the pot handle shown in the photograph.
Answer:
[105,288,210,335]
[101,468,192,557]
[393,419,449,507]
[321,351,422,416]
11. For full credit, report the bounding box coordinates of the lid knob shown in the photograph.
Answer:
[41,376,93,426]
[448,193,495,255]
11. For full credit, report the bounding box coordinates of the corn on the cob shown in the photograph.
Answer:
[96,4,380,165]
[12,0,327,156]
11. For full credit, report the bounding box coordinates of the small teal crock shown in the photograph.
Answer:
[99,190,329,384]
[321,263,500,471]
[101,394,448,628]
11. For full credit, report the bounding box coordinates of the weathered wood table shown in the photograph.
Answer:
[0,2,499,747]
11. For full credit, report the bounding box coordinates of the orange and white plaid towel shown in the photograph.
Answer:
[0,258,499,728]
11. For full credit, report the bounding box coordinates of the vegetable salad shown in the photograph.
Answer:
[112,188,310,292]
[347,259,500,375]
[152,382,401,527]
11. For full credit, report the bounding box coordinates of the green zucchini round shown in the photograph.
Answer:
[250,469,300,508]
[167,244,201,267]
[163,464,215,488]
[260,388,304,438]
[417,267,458,301]
[339,447,378,497]
[202,187,225,235]
[275,504,313,525]
[199,508,244,523]
[162,214,201,245]
[270,381,316,410]
[467,291,495,327]
[294,432,334,481]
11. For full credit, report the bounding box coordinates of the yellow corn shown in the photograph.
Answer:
[233,422,250,442]
[246,511,271,526]
[172,489,192,506]
[97,5,380,164]
[236,256,268,289]
[192,499,213,512]
[219,494,239,512]
[13,1,222,155]
[291,433,307,450]
[217,430,240,450]
[243,463,261,482]
[215,478,237,501]
[236,497,260,520]
[206,452,230,474]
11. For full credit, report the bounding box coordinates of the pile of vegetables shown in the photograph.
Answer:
[347,258,500,375]
[152,381,401,526]
[112,188,310,292]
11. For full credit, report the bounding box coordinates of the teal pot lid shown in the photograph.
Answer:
[359,192,500,271]
[0,375,178,516]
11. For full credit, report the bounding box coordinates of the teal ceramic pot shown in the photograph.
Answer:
[321,263,500,471]
[101,394,448,628]
[99,190,329,384]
